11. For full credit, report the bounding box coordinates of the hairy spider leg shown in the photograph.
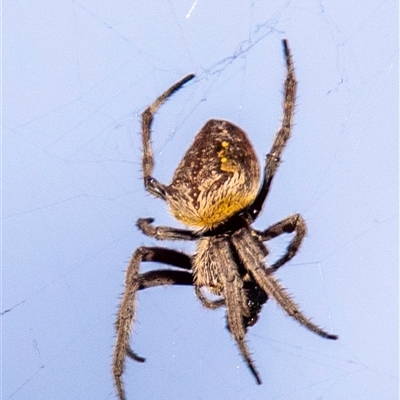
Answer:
[113,246,193,400]
[232,228,338,340]
[249,39,296,220]
[141,74,195,200]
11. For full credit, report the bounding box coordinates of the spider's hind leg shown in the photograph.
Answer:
[248,39,296,221]
[141,74,195,200]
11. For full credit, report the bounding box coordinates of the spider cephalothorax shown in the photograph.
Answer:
[112,40,338,400]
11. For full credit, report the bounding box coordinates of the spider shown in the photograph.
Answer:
[112,39,338,400]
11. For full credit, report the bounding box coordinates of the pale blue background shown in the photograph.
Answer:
[3,1,398,399]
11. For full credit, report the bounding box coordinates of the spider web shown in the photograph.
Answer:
[3,1,398,399]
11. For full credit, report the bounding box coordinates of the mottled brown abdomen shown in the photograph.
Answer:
[165,120,260,230]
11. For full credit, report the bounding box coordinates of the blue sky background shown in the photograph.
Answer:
[3,1,398,399]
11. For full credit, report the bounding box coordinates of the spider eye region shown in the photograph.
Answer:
[166,119,260,230]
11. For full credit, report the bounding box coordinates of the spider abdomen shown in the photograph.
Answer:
[166,120,260,230]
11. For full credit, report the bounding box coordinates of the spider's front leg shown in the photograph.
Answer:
[211,237,263,385]
[113,246,193,400]
[232,228,338,341]
[137,219,227,313]
[254,213,307,272]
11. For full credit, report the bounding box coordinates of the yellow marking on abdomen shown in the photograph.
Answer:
[170,192,256,230]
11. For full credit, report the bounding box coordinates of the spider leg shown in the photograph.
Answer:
[137,217,199,241]
[232,228,338,341]
[249,39,296,220]
[141,74,195,200]
[195,286,225,309]
[213,238,262,385]
[113,246,193,400]
[142,263,225,310]
[254,213,306,272]
[139,228,226,310]
[137,222,216,307]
